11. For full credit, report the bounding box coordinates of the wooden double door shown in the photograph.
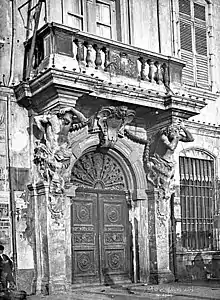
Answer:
[71,188,131,284]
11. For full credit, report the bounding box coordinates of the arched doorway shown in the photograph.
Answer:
[70,150,132,285]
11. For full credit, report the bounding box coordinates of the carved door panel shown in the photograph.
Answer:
[71,191,100,284]
[71,189,131,284]
[99,191,131,284]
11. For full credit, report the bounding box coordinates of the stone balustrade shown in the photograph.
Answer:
[24,22,184,88]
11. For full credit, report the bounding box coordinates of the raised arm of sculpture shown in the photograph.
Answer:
[59,107,88,123]
[34,114,51,134]
[179,123,194,142]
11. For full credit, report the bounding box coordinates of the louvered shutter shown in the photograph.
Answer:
[194,3,209,88]
[178,0,209,88]
[194,3,206,21]
[179,0,191,16]
[179,18,194,86]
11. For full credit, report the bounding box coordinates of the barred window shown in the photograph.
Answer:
[179,156,215,251]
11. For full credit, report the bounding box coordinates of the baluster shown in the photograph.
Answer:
[162,63,169,86]
[94,45,102,69]
[139,57,149,81]
[76,40,85,65]
[103,47,110,71]
[86,43,93,67]
[154,61,163,84]
[147,59,157,82]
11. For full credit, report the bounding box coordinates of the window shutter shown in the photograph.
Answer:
[195,22,209,87]
[196,56,209,88]
[195,26,207,56]
[180,19,194,85]
[180,20,192,52]
[194,3,206,21]
[179,0,191,16]
[179,0,209,89]
[182,51,194,85]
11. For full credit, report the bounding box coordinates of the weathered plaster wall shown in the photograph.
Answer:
[0,87,33,292]
[0,0,46,85]
[0,88,10,252]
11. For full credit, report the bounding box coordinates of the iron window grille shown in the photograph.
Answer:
[179,156,216,251]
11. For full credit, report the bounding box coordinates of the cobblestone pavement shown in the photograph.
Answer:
[26,281,220,300]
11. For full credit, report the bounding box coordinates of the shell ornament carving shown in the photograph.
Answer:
[71,152,126,190]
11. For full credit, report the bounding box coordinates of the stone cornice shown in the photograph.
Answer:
[14,68,207,117]
[185,120,220,137]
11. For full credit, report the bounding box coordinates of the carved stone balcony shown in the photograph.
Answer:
[15,22,207,119]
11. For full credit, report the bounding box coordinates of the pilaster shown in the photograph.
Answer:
[28,182,74,294]
[28,182,50,295]
[147,189,174,283]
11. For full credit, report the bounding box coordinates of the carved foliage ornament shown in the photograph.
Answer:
[105,51,139,78]
[97,105,135,148]
[71,152,126,190]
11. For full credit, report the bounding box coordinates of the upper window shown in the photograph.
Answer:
[64,0,120,40]
[178,0,209,88]
[96,1,114,39]
[65,0,85,31]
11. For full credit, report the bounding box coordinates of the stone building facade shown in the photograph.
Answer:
[0,0,220,294]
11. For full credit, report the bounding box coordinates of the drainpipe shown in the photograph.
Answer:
[156,0,161,53]
[6,93,18,284]
[206,1,215,92]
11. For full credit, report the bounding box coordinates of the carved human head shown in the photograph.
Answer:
[57,111,76,134]
[166,123,181,138]
[117,106,128,118]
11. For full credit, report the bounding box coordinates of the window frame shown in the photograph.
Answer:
[177,0,211,89]
[179,150,217,251]
[62,0,131,43]
[64,0,86,31]
[95,0,116,40]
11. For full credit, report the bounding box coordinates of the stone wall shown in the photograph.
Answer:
[0,87,33,293]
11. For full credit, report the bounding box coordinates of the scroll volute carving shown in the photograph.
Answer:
[96,106,136,148]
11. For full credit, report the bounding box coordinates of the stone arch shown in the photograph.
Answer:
[71,134,147,201]
[179,147,216,160]
[177,147,217,181]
